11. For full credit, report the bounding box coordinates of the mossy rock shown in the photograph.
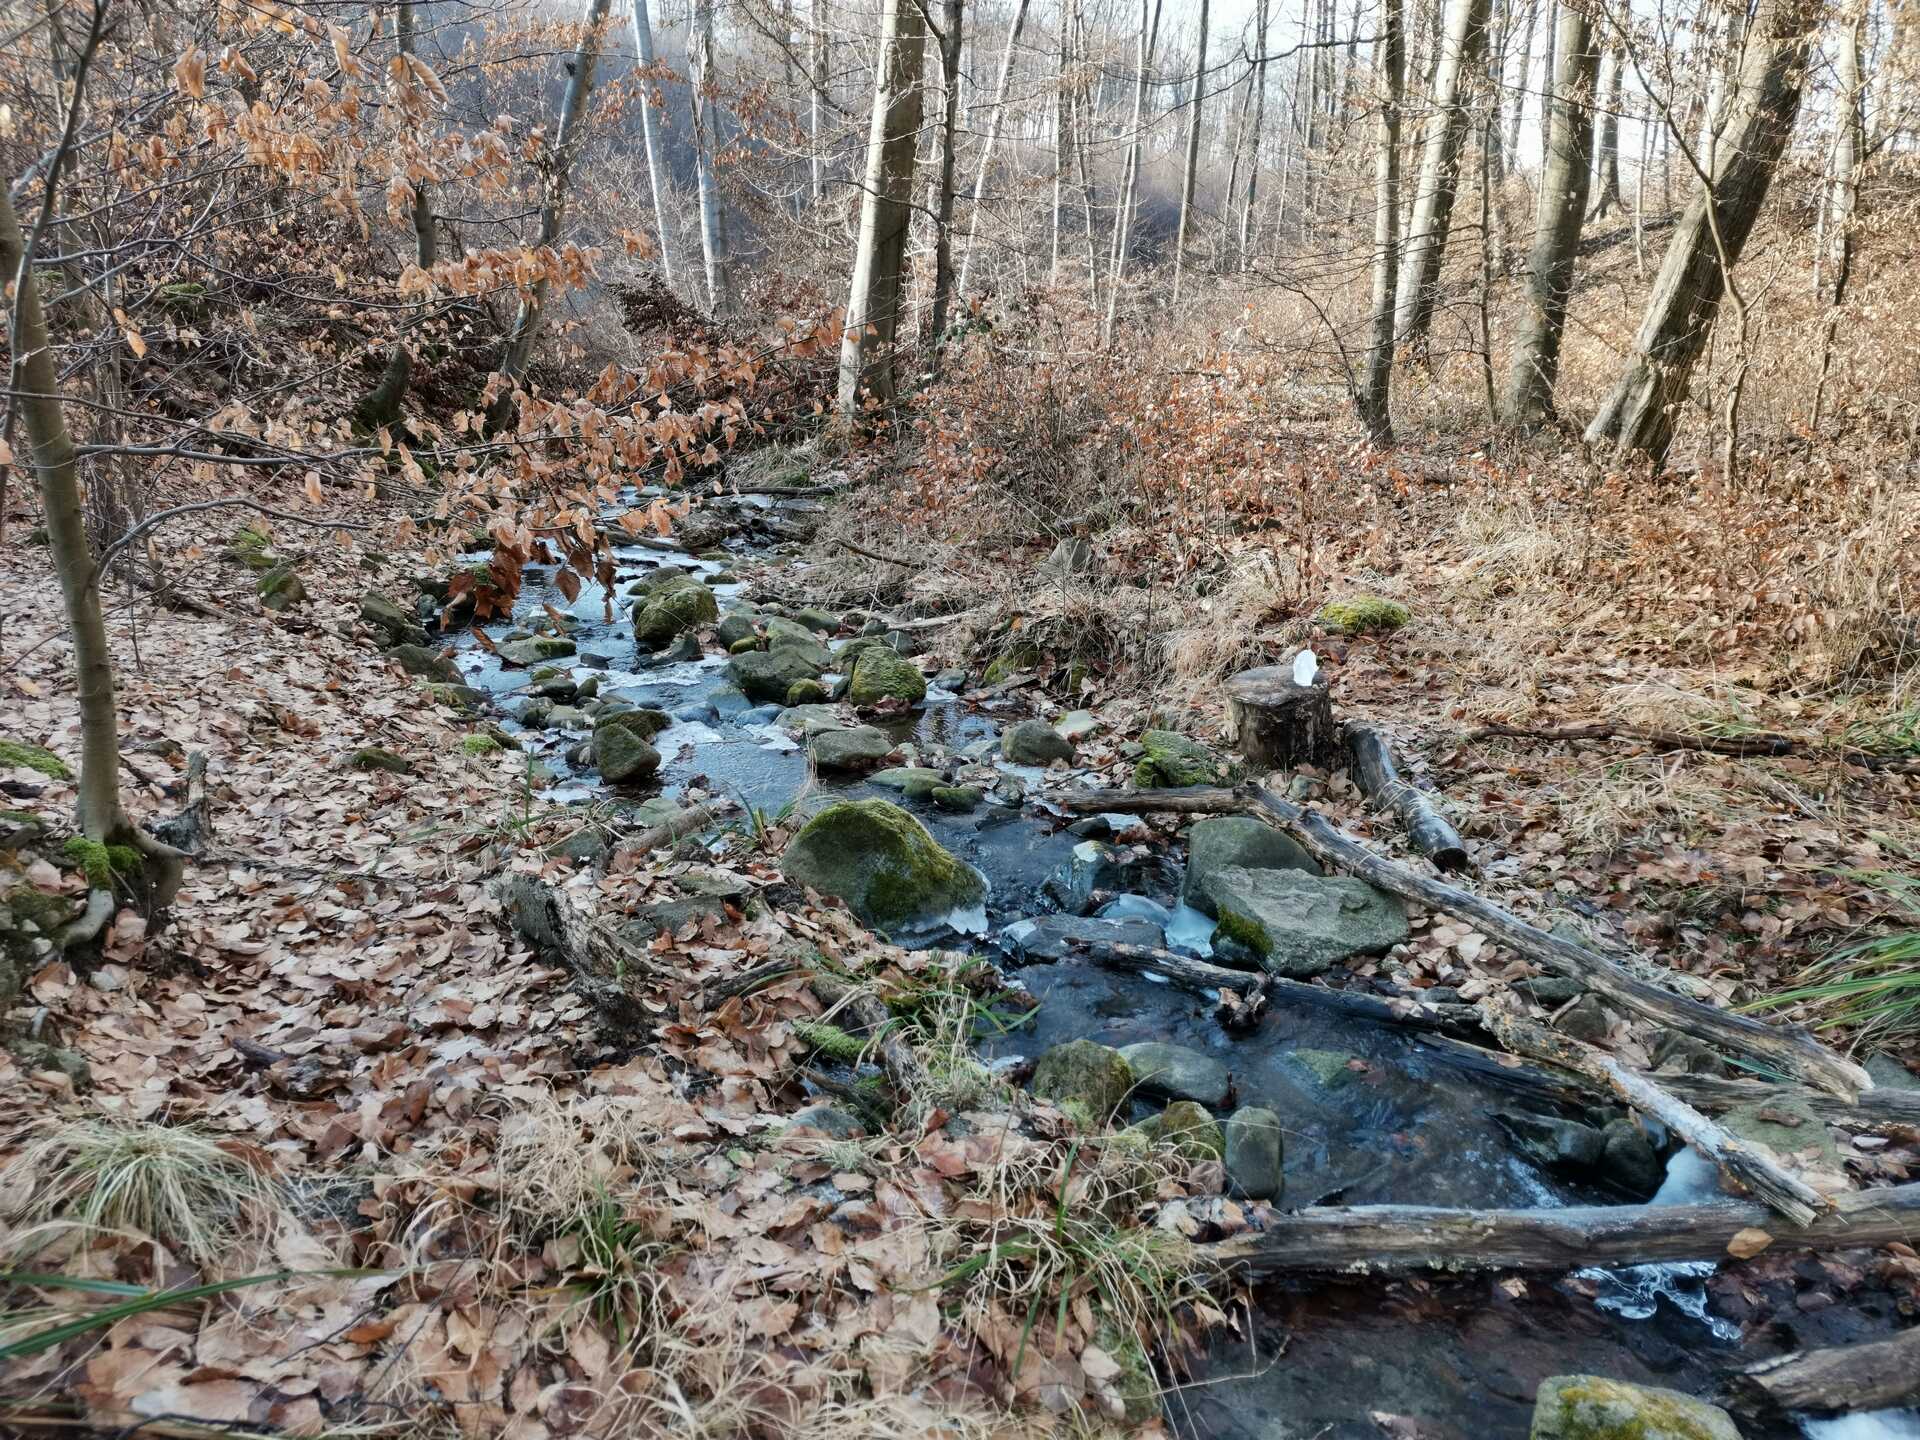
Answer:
[1133,729,1227,788]
[461,734,503,756]
[1318,594,1411,636]
[716,612,760,649]
[729,648,822,703]
[787,678,829,706]
[3,884,78,1002]
[1530,1376,1741,1440]
[793,608,840,635]
[422,682,488,713]
[1092,1320,1159,1424]
[1182,815,1321,913]
[0,741,71,780]
[848,648,926,707]
[633,580,719,648]
[1,810,48,846]
[983,644,1042,686]
[1141,1099,1225,1161]
[592,722,661,785]
[258,565,307,611]
[766,617,834,670]
[779,798,984,931]
[351,747,414,775]
[361,590,427,647]
[597,708,673,742]
[154,281,209,322]
[931,785,981,812]
[385,644,462,685]
[1032,1040,1134,1125]
[225,525,278,571]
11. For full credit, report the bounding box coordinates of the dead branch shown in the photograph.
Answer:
[1468,719,1920,773]
[1735,1325,1920,1413]
[1346,723,1469,872]
[624,796,738,854]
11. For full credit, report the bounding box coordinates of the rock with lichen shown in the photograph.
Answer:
[1032,1039,1134,1125]
[779,799,983,931]
[1530,1376,1741,1440]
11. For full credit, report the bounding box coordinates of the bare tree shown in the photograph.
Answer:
[1503,0,1540,159]
[1587,47,1624,219]
[837,0,928,412]
[1358,0,1407,445]
[1104,0,1164,343]
[1814,0,1867,301]
[1239,0,1272,266]
[927,0,964,346]
[957,0,1034,300]
[690,0,735,316]
[1393,0,1494,351]
[1585,0,1823,462]
[1171,0,1212,305]
[1503,0,1600,428]
[629,0,680,289]
[811,0,831,205]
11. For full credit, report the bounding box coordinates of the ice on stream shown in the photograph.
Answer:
[1802,1413,1920,1440]
[1574,1149,1741,1339]
[1096,894,1217,957]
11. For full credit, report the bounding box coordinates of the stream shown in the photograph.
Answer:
[441,499,1911,1440]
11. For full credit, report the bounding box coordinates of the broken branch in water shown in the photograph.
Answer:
[1734,1325,1920,1414]
[1048,783,1870,1097]
[1203,1179,1920,1278]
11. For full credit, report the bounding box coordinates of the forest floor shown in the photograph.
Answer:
[2,433,1919,1437]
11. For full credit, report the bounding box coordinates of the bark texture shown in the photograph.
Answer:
[1584,0,1821,462]
[957,0,1033,300]
[1501,0,1599,428]
[628,0,678,290]
[689,0,735,316]
[1356,0,1405,444]
[1170,0,1211,305]
[836,0,928,412]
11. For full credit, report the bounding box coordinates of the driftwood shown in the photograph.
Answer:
[1226,666,1338,770]
[1660,1072,1920,1142]
[1484,1005,1827,1225]
[497,875,664,1029]
[1735,1325,1920,1413]
[1470,719,1920,774]
[1051,783,1869,1095]
[625,797,738,854]
[1346,724,1469,872]
[1206,1180,1920,1278]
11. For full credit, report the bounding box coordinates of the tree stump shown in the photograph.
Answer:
[1226,666,1337,771]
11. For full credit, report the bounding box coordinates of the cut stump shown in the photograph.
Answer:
[1227,666,1337,770]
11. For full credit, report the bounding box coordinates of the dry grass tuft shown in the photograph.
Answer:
[1165,550,1305,689]
[1557,754,1733,849]
[0,1115,297,1270]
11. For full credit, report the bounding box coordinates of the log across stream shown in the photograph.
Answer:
[454,501,1919,1440]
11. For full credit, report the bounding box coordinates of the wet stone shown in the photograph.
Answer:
[1118,1042,1230,1107]
[1530,1375,1741,1440]
[1224,1107,1284,1200]
[1000,913,1164,961]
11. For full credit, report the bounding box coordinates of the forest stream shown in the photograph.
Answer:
[445,492,1917,1440]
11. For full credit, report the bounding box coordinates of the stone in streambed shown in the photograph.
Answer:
[729,647,822,702]
[592,712,667,785]
[1198,866,1407,978]
[1496,1111,1607,1174]
[766,617,834,670]
[1530,1376,1741,1440]
[632,575,718,647]
[932,785,982,812]
[1118,1042,1230,1107]
[779,798,983,931]
[1001,718,1075,766]
[1134,729,1228,788]
[1000,913,1163,960]
[871,766,944,795]
[1181,816,1321,914]
[1136,1100,1225,1161]
[716,611,759,649]
[793,608,840,634]
[1600,1118,1664,1199]
[848,647,926,706]
[809,725,893,772]
[1032,1039,1133,1126]
[497,636,576,667]
[787,678,829,705]
[385,643,461,684]
[1224,1106,1283,1200]
[1056,709,1103,741]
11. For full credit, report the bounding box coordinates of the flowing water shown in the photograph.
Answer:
[449,515,1907,1438]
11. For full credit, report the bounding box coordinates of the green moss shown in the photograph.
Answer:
[1213,907,1272,956]
[793,1020,868,1064]
[1318,594,1411,636]
[0,741,71,780]
[1093,1320,1159,1423]
[1540,1377,1736,1440]
[982,644,1042,686]
[779,798,985,930]
[1133,730,1225,789]
[1032,1039,1134,1124]
[848,648,926,707]
[61,837,141,888]
[4,883,78,934]
[633,578,719,647]
[350,746,414,775]
[461,734,503,755]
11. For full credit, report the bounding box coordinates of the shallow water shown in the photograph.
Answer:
[449,518,1900,1438]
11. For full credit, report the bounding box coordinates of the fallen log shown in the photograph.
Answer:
[625,796,738,854]
[1346,724,1470,872]
[1050,783,1870,1097]
[1205,1180,1920,1278]
[1661,1072,1920,1142]
[1735,1325,1920,1413]
[496,874,663,1029]
[1469,720,1920,774]
[1483,1004,1827,1226]
[810,974,930,1105]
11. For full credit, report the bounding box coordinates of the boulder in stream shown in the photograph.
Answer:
[779,798,984,930]
[385,643,462,684]
[729,647,822,702]
[361,590,427,646]
[1530,1376,1741,1440]
[1001,913,1163,960]
[848,647,927,706]
[766,617,833,670]
[1001,718,1075,766]
[1224,1106,1284,1199]
[632,576,718,648]
[497,636,576,668]
[1137,1100,1225,1161]
[1032,1039,1133,1126]
[1198,866,1408,978]
[1118,1042,1229,1107]
[592,710,668,785]
[808,725,893,772]
[1181,816,1321,914]
[870,766,944,796]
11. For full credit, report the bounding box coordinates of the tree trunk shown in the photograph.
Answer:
[1584,0,1821,463]
[1356,0,1405,445]
[1814,0,1866,302]
[836,0,928,413]
[689,0,735,316]
[1393,0,1494,352]
[498,0,613,394]
[1170,0,1211,306]
[1501,0,1599,428]
[629,0,679,289]
[1050,1,1073,283]
[927,0,963,346]
[810,1,830,206]
[1738,1328,1920,1414]
[1537,0,1556,163]
[1226,666,1339,770]
[1586,47,1623,219]
[1502,0,1537,160]
[1238,0,1272,266]
[1103,0,1163,344]
[956,0,1033,301]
